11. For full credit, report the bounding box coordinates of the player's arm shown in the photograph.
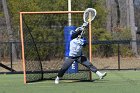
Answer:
[81,38,87,46]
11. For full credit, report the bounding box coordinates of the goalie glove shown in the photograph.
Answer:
[82,22,88,27]
[75,27,84,32]
[71,27,84,39]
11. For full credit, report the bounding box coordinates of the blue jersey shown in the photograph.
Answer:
[69,38,85,57]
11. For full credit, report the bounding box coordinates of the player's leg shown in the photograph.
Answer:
[57,58,74,77]
[78,56,107,79]
[55,57,75,84]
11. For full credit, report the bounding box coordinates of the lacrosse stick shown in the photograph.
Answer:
[76,8,97,38]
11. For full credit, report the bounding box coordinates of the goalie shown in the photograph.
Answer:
[55,23,107,84]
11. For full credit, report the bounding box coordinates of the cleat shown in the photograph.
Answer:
[99,72,107,79]
[96,71,107,79]
[55,76,59,84]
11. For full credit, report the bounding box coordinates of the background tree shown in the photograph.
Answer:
[2,0,18,61]
[0,0,139,58]
[105,0,138,56]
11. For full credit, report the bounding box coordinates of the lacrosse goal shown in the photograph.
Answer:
[19,11,93,83]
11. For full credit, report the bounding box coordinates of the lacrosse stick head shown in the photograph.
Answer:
[83,8,97,23]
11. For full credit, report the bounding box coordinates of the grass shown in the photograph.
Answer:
[0,71,140,93]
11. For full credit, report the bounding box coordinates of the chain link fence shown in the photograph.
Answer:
[0,40,140,74]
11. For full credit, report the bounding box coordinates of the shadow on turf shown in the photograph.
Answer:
[27,78,108,84]
[60,78,109,84]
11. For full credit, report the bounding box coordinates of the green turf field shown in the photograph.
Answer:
[0,71,140,93]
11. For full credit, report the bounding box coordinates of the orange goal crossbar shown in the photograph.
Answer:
[19,11,93,84]
[20,11,84,14]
